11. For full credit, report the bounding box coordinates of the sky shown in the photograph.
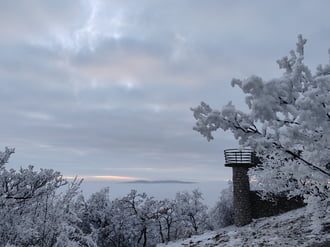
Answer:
[1,0,330,183]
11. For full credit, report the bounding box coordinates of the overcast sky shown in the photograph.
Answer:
[1,0,330,182]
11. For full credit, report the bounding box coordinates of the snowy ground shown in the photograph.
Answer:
[158,207,330,247]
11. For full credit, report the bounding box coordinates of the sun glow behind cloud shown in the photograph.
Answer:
[64,175,147,182]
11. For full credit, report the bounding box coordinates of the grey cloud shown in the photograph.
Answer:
[2,0,330,182]
[0,0,88,42]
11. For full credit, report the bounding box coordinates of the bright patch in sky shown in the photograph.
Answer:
[119,78,139,90]
[65,175,145,182]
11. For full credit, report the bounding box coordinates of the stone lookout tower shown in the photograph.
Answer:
[224,148,258,226]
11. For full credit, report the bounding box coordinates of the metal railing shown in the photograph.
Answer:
[224,148,258,167]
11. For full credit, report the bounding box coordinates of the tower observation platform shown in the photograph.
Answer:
[224,149,259,168]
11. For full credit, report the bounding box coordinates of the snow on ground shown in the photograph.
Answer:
[158,207,330,247]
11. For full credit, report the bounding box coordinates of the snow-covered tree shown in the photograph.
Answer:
[153,198,177,243]
[0,148,213,246]
[83,187,114,247]
[84,187,210,246]
[86,189,162,247]
[173,189,210,238]
[210,184,234,229]
[192,35,329,227]
[0,148,94,247]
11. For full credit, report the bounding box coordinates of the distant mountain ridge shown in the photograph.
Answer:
[124,180,198,184]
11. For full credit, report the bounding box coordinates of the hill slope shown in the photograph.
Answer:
[158,207,330,247]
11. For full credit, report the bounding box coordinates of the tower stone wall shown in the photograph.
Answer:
[232,166,252,226]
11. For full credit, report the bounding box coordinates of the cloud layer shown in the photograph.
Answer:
[1,0,330,181]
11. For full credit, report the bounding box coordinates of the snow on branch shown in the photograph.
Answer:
[0,147,15,168]
[192,34,330,183]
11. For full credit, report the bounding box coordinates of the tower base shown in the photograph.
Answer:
[232,166,252,226]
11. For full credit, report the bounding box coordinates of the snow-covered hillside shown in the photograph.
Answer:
[158,207,330,247]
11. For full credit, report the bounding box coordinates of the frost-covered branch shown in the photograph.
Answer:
[192,35,330,207]
[0,147,15,168]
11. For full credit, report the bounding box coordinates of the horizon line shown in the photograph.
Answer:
[63,175,232,183]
